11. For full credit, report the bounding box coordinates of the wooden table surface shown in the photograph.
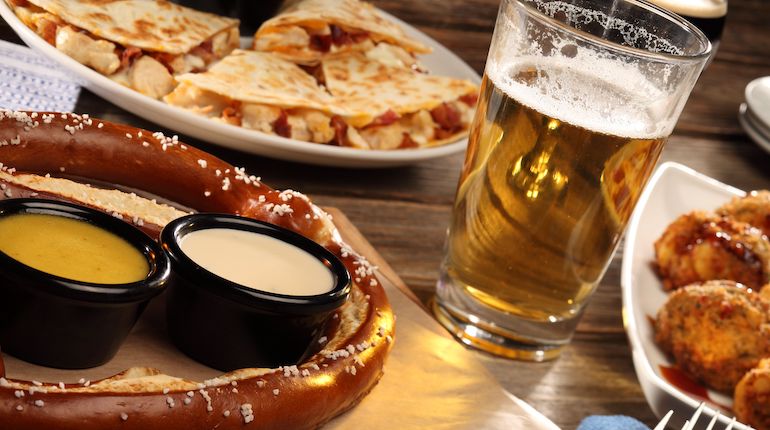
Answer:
[2,1,770,428]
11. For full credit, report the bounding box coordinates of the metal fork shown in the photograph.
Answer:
[653,403,748,430]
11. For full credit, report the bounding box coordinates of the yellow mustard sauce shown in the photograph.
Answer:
[0,213,149,284]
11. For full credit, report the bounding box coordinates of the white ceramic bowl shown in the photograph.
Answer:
[621,162,751,430]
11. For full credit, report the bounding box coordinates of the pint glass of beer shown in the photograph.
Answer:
[434,0,711,361]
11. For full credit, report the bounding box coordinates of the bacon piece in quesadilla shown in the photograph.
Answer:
[7,0,240,99]
[321,52,479,150]
[253,0,431,66]
[164,50,347,144]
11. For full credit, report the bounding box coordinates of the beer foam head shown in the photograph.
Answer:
[648,0,727,19]
[485,0,709,139]
[488,56,673,139]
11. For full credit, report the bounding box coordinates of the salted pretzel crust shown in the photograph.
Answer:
[0,111,394,429]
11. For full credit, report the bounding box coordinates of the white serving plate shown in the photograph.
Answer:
[0,3,481,168]
[739,103,770,155]
[621,162,751,429]
[745,76,770,133]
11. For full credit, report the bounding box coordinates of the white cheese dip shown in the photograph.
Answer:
[179,228,334,296]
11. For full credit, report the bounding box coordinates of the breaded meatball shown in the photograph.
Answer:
[654,211,770,291]
[654,280,770,392]
[718,190,770,238]
[735,358,770,430]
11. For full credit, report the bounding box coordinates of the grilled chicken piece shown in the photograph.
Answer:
[255,26,311,51]
[164,82,229,117]
[241,104,282,133]
[128,56,175,99]
[360,122,406,150]
[288,109,334,143]
[365,43,418,69]
[211,27,241,58]
[345,127,369,149]
[406,110,436,146]
[55,26,119,75]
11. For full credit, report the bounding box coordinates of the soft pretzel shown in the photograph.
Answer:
[0,110,394,429]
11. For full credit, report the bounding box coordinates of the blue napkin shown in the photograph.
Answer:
[0,39,81,112]
[578,415,651,430]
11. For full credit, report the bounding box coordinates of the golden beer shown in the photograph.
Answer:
[434,0,709,361]
[438,64,665,348]
[445,69,666,320]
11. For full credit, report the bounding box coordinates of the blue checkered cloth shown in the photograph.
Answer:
[0,39,81,112]
[578,415,651,430]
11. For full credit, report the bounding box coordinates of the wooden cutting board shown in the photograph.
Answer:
[3,209,559,430]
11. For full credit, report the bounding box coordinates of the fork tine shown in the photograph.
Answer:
[704,411,720,430]
[724,417,737,430]
[655,406,746,430]
[683,403,706,430]
[654,410,674,430]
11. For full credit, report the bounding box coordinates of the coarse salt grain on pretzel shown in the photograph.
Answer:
[0,110,394,430]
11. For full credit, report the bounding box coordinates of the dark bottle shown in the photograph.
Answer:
[648,0,727,57]
[171,0,285,35]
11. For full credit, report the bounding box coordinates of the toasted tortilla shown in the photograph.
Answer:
[322,52,477,127]
[24,0,238,54]
[254,0,431,65]
[169,50,343,113]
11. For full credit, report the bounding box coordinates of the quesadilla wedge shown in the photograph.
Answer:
[7,0,240,99]
[321,52,478,150]
[253,0,431,66]
[164,50,352,144]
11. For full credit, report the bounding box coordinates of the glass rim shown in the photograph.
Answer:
[511,0,713,64]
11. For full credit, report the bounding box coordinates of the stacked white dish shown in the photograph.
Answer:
[739,76,770,154]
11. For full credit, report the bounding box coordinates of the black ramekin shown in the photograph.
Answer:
[160,214,351,371]
[0,199,170,369]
